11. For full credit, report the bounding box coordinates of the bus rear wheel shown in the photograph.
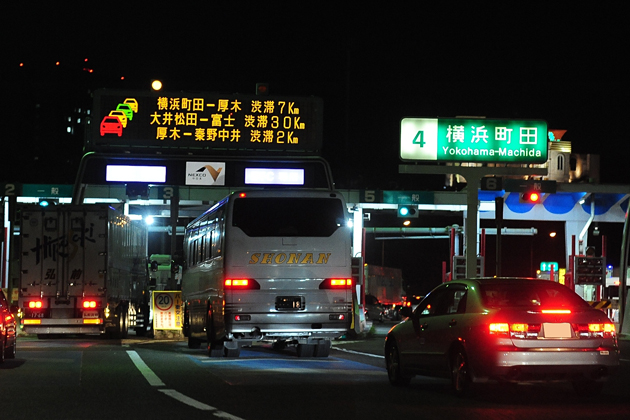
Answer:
[314,340,331,357]
[206,315,224,357]
[296,344,315,357]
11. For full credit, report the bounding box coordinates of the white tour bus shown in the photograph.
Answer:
[182,189,353,357]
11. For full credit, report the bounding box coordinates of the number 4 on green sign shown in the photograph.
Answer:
[413,131,426,147]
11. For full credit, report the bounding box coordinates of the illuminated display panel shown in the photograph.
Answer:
[244,168,305,185]
[106,165,166,183]
[79,155,335,189]
[400,117,548,163]
[89,89,323,155]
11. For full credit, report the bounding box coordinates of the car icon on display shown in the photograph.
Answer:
[123,98,138,113]
[100,116,123,136]
[108,110,128,127]
[116,103,134,121]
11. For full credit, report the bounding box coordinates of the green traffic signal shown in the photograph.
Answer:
[397,205,418,218]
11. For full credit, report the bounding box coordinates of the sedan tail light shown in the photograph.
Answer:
[574,323,616,338]
[490,322,616,339]
[489,323,541,338]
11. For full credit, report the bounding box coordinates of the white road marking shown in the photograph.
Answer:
[126,350,165,386]
[126,350,245,419]
[332,346,385,359]
[158,389,215,410]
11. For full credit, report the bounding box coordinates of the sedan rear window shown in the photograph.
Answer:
[480,281,589,309]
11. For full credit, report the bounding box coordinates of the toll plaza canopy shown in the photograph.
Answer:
[87,89,324,155]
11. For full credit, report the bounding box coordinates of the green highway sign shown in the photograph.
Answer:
[383,190,435,205]
[21,184,73,197]
[400,117,548,164]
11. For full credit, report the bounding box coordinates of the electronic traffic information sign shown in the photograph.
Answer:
[87,89,323,155]
[400,117,548,164]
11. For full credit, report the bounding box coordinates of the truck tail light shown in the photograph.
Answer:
[27,300,44,309]
[319,278,353,289]
[82,300,98,309]
[224,279,260,290]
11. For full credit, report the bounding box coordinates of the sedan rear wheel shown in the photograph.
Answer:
[386,342,411,386]
[451,347,471,397]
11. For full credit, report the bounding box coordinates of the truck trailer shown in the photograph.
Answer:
[17,204,150,338]
[364,264,404,307]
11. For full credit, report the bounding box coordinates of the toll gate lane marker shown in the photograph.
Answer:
[126,350,244,419]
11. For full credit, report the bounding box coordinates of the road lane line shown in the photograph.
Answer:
[127,350,245,419]
[127,350,165,386]
[332,346,385,359]
[158,389,215,410]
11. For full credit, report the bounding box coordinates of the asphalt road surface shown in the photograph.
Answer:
[2,321,630,420]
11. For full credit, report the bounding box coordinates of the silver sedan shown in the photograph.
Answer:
[384,277,619,396]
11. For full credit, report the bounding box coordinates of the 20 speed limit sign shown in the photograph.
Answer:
[154,293,174,311]
[152,291,182,330]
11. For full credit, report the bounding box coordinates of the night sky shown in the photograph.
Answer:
[3,3,628,292]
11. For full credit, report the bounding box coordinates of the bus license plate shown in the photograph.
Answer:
[276,296,304,311]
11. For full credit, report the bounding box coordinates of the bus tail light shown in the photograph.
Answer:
[319,278,353,289]
[225,278,261,290]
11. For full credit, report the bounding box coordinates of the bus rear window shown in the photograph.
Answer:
[232,197,345,237]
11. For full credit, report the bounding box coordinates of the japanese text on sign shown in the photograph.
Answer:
[151,97,305,144]
[400,118,548,163]
[90,90,323,154]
